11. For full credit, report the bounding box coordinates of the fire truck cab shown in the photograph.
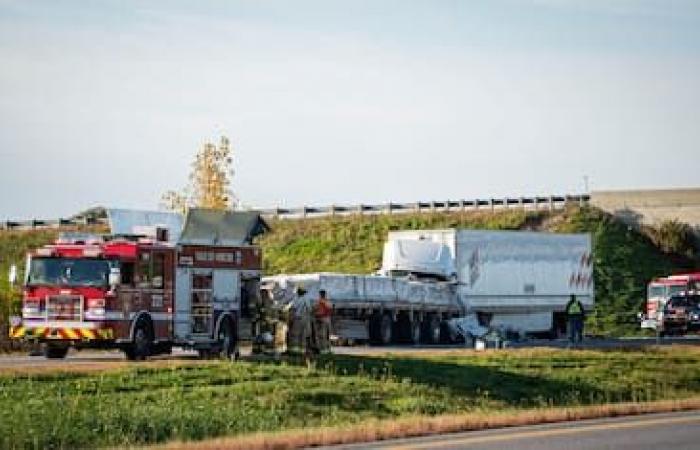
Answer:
[9,208,267,359]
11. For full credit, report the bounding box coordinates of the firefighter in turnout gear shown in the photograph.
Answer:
[312,289,333,354]
[285,286,313,355]
[252,284,282,355]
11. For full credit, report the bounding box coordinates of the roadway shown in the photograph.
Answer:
[328,411,700,450]
[1,336,699,371]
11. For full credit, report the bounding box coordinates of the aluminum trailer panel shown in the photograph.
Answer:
[387,229,593,333]
[263,273,458,310]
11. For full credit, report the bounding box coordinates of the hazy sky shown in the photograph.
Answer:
[1,0,699,220]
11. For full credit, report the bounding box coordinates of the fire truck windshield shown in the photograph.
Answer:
[27,257,114,287]
[649,285,665,298]
[669,285,687,296]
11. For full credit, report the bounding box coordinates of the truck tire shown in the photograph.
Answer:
[368,313,381,345]
[125,317,153,361]
[379,314,393,345]
[217,317,238,360]
[44,345,69,359]
[423,317,441,344]
[409,320,421,345]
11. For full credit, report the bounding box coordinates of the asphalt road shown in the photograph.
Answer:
[329,411,700,450]
[1,336,699,370]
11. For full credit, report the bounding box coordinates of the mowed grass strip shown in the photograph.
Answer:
[154,398,700,450]
[1,347,699,449]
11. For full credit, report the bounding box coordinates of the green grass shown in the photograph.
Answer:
[0,348,698,449]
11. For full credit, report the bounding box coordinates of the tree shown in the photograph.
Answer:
[162,136,237,212]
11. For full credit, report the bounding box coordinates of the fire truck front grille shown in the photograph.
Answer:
[46,295,83,321]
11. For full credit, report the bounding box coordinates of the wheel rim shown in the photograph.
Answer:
[411,322,421,343]
[219,325,232,356]
[431,320,440,343]
[134,328,149,355]
[381,318,392,344]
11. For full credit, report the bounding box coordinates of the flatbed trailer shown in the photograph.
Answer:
[263,273,461,344]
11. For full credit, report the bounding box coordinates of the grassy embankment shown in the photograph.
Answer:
[260,206,699,336]
[0,347,699,449]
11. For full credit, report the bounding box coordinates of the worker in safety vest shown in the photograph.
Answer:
[565,294,585,345]
[312,289,333,354]
[285,286,312,355]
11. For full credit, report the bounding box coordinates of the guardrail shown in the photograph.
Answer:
[0,194,590,230]
[0,216,108,231]
[258,194,590,219]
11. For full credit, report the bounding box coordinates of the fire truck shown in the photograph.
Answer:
[640,272,700,331]
[8,208,267,359]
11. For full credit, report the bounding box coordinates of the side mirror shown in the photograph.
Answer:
[8,264,17,286]
[109,267,122,288]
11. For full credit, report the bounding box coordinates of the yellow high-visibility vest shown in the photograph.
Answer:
[567,301,583,315]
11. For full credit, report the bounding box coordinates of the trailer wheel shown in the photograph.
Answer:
[379,314,394,345]
[409,320,421,345]
[44,345,69,359]
[217,317,238,361]
[424,317,441,344]
[368,313,381,345]
[125,317,153,361]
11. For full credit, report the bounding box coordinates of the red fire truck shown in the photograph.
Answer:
[8,209,266,359]
[640,272,700,332]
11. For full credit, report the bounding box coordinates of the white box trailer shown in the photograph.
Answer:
[386,229,594,337]
[263,229,593,344]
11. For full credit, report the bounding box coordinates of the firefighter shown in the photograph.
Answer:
[565,294,585,345]
[285,286,312,356]
[252,286,280,355]
[312,289,333,354]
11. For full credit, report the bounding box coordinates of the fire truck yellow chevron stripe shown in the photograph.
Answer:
[80,329,96,340]
[31,327,48,338]
[64,328,80,340]
[9,326,25,338]
[97,329,114,339]
[12,326,114,340]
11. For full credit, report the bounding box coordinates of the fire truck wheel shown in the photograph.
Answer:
[217,318,237,360]
[126,318,153,360]
[44,345,69,359]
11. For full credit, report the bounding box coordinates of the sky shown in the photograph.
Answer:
[0,0,699,220]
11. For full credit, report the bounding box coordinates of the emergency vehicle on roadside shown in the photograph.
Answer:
[640,272,700,333]
[8,208,266,359]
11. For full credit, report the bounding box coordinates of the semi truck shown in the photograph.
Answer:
[8,208,267,359]
[263,229,594,344]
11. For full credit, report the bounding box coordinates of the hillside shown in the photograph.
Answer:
[0,206,697,342]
